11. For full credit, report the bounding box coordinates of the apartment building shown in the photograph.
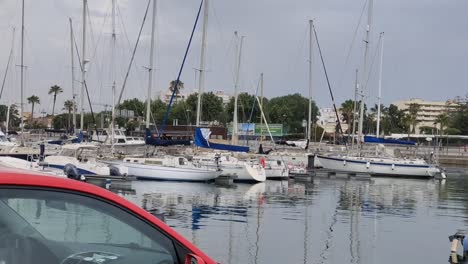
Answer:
[392,98,459,134]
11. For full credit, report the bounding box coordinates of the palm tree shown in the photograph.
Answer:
[434,113,449,135]
[27,95,40,121]
[340,100,355,125]
[63,100,74,130]
[407,103,420,133]
[402,113,412,139]
[168,80,184,103]
[49,85,63,116]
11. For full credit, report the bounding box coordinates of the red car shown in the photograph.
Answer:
[0,170,217,264]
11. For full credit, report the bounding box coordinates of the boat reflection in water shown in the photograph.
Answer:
[113,175,459,264]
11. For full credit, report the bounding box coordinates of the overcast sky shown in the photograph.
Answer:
[0,0,467,115]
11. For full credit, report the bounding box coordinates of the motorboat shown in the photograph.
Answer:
[91,128,145,146]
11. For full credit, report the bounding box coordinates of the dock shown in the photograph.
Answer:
[312,168,372,180]
[84,174,136,190]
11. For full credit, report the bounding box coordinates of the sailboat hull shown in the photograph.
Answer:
[114,161,221,182]
[315,155,440,178]
[220,163,266,182]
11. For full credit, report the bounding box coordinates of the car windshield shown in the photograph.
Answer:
[0,188,181,264]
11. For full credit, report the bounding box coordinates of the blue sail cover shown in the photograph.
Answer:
[194,127,249,152]
[364,136,416,145]
[145,129,191,146]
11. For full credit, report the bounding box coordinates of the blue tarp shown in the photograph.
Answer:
[364,136,416,145]
[194,127,249,152]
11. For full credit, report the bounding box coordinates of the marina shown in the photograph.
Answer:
[0,0,467,263]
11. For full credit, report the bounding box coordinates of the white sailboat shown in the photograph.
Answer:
[110,156,221,182]
[315,153,441,178]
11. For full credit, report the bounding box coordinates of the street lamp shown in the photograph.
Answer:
[186,109,191,126]
[282,114,287,141]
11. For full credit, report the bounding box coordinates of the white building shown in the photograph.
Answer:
[214,91,231,105]
[317,108,348,133]
[161,90,188,104]
[392,98,459,134]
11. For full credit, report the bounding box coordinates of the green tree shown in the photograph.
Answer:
[340,100,355,126]
[48,85,63,116]
[408,103,420,133]
[27,95,40,121]
[384,104,406,134]
[169,101,190,125]
[0,104,20,130]
[52,114,67,130]
[117,98,146,117]
[226,92,265,124]
[419,126,435,135]
[63,100,74,130]
[185,92,224,125]
[434,113,449,135]
[266,93,318,137]
[150,98,167,125]
[444,127,461,135]
[401,113,412,138]
[448,97,468,135]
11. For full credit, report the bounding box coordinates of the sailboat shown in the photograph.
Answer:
[314,0,444,178]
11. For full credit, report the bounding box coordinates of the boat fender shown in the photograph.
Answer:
[366,161,370,169]
[343,160,347,166]
[64,164,80,180]
[109,165,122,176]
[391,164,395,170]
[260,157,266,168]
[441,171,447,179]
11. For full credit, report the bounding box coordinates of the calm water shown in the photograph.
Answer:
[113,169,468,264]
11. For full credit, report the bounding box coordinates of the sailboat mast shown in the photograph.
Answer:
[357,0,373,148]
[260,72,264,143]
[0,28,16,101]
[146,0,157,129]
[6,104,10,133]
[69,19,77,132]
[351,69,358,149]
[307,19,313,142]
[232,33,244,145]
[110,0,117,149]
[20,0,25,145]
[376,32,384,137]
[80,0,87,130]
[196,0,209,127]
